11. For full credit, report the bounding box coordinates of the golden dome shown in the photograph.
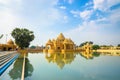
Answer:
[7,39,14,45]
[57,33,65,41]
[47,39,52,43]
[68,38,74,44]
[63,39,69,44]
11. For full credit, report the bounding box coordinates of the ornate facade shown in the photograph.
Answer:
[0,39,16,51]
[43,33,75,53]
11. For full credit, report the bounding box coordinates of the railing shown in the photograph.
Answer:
[21,53,26,80]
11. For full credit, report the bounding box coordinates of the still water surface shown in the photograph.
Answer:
[1,52,120,80]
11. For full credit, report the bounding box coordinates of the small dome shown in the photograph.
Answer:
[57,33,65,41]
[7,39,14,45]
[47,39,52,43]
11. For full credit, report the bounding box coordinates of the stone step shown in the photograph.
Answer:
[0,53,19,75]
[0,54,12,61]
[0,52,17,68]
[0,54,15,67]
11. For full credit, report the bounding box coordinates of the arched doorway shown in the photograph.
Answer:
[3,47,6,51]
[8,47,12,51]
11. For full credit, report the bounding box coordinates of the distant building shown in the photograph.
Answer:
[43,33,75,53]
[100,46,120,50]
[82,42,93,52]
[0,39,16,51]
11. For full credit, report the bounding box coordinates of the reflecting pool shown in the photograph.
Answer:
[1,52,120,80]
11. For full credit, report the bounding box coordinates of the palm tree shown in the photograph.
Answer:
[0,34,3,39]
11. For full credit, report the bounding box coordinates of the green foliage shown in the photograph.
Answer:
[100,45,113,47]
[0,34,3,39]
[11,28,35,49]
[92,45,100,50]
[92,52,100,57]
[79,41,93,47]
[79,43,85,47]
[100,45,107,47]
[9,57,33,79]
[30,45,36,49]
[118,44,120,47]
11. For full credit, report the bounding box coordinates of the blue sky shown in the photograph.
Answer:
[0,0,120,46]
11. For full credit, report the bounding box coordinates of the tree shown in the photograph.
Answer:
[79,41,93,47]
[89,41,93,44]
[118,44,120,47]
[92,45,100,50]
[79,42,86,47]
[11,28,35,49]
[30,45,36,49]
[0,34,3,39]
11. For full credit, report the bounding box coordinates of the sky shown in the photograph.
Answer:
[0,0,120,46]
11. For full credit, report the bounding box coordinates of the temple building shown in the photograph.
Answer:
[82,42,93,52]
[43,33,75,53]
[0,39,16,51]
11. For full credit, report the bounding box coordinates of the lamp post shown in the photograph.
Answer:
[6,34,8,43]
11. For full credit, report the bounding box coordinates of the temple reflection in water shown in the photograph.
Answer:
[45,51,120,69]
[45,52,76,69]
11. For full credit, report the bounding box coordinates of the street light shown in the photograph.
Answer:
[6,34,8,43]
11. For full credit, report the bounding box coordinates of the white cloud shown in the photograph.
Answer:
[0,8,23,44]
[85,1,93,6]
[64,0,74,4]
[95,8,120,24]
[93,0,106,10]
[68,0,120,45]
[96,18,108,22]
[65,7,120,45]
[0,0,65,45]
[64,20,120,45]
[63,16,68,23]
[64,21,98,45]
[70,10,80,17]
[93,0,120,11]
[0,0,61,29]
[0,0,22,6]
[80,10,93,20]
[60,6,66,9]
[0,9,21,34]
[0,0,11,5]
[68,0,73,4]
[70,10,93,20]
[109,8,120,24]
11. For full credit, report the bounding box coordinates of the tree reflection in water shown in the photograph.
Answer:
[9,54,34,80]
[79,51,100,60]
[25,58,34,78]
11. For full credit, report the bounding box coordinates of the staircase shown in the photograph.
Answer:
[0,51,19,75]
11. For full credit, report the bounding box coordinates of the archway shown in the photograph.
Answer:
[8,47,12,51]
[3,47,6,51]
